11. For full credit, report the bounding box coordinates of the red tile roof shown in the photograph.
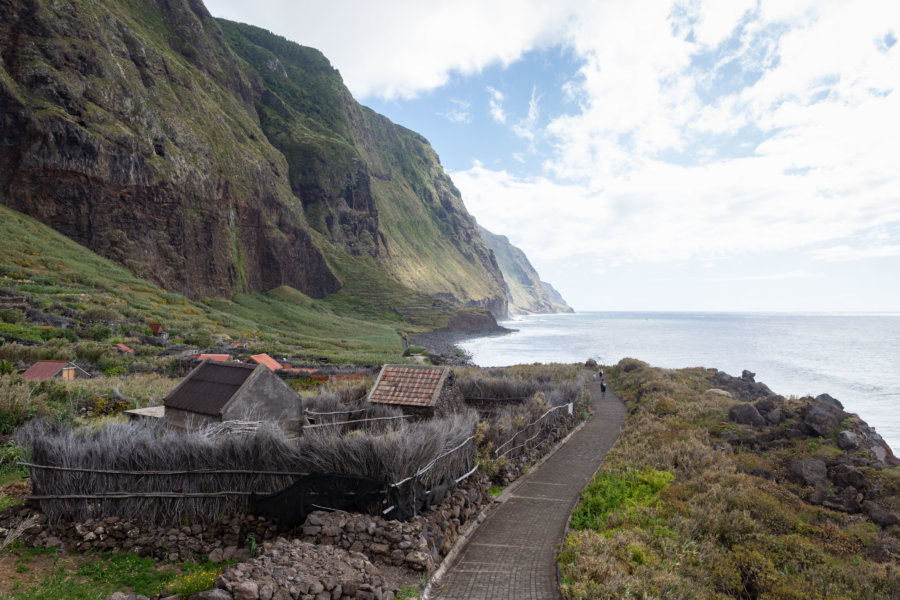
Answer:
[114,343,134,354]
[198,354,230,362]
[368,365,450,407]
[247,353,283,371]
[21,360,71,381]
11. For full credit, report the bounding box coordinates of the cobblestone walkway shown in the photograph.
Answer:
[429,373,626,600]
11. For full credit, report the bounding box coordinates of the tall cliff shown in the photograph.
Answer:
[479,226,573,315]
[0,0,507,318]
[218,21,507,318]
[0,0,340,300]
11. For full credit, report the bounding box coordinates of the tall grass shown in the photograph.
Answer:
[457,369,586,462]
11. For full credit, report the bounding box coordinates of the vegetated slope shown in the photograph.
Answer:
[0,0,339,300]
[219,20,508,318]
[560,359,900,599]
[0,203,409,364]
[478,226,572,315]
[0,0,509,320]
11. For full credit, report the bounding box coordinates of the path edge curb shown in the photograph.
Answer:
[421,403,593,599]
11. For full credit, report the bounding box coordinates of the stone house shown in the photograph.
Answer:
[163,360,305,432]
[367,365,463,418]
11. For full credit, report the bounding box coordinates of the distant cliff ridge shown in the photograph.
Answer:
[478,226,573,315]
[0,0,507,319]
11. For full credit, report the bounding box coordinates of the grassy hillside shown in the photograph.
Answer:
[559,360,900,599]
[0,203,461,365]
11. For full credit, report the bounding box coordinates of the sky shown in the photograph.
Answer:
[205,0,900,313]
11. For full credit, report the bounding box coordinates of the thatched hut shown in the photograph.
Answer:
[163,360,305,433]
[367,365,463,418]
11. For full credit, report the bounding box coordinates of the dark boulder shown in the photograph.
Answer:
[823,486,862,514]
[837,430,860,450]
[829,464,867,491]
[863,501,899,527]
[801,401,845,437]
[816,393,844,410]
[788,457,828,485]
[729,403,766,428]
[742,370,756,382]
[764,409,784,425]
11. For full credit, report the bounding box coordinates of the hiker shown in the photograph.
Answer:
[600,377,607,398]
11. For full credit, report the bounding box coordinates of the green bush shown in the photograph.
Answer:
[184,330,212,348]
[0,308,26,325]
[81,306,120,322]
[84,325,111,341]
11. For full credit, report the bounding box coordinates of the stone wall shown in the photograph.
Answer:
[1,474,489,573]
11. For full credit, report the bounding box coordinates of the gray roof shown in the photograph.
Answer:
[164,361,258,416]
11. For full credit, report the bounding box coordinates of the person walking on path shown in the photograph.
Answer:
[428,371,626,600]
[600,377,607,398]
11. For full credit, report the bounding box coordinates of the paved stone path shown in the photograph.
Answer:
[429,373,626,600]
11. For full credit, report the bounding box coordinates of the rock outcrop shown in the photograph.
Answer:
[478,226,572,315]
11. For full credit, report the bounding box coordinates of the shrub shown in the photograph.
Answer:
[0,308,26,324]
[81,306,120,322]
[84,325,111,341]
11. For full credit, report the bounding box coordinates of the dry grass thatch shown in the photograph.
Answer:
[16,410,476,525]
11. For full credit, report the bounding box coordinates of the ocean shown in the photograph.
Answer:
[458,312,900,453]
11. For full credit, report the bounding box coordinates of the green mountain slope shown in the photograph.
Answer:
[0,0,507,319]
[0,202,450,364]
[479,226,573,315]
[0,0,339,300]
[218,20,508,317]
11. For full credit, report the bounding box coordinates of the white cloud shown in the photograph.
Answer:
[487,86,507,123]
[441,99,471,123]
[652,271,824,282]
[205,0,578,99]
[811,244,900,262]
[510,86,540,142]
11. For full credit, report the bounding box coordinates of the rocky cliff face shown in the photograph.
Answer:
[0,0,508,318]
[0,0,339,299]
[478,226,572,315]
[219,21,507,318]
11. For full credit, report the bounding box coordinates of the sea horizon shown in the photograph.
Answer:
[460,310,900,453]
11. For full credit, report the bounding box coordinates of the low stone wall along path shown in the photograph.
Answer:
[429,373,626,600]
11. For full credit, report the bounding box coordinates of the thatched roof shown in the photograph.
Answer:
[368,365,451,407]
[164,360,257,416]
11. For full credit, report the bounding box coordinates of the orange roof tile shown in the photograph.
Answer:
[198,354,230,362]
[247,353,283,371]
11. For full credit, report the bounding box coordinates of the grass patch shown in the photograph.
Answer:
[569,468,674,531]
[1,549,226,600]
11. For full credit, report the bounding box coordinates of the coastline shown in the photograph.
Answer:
[411,325,516,366]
